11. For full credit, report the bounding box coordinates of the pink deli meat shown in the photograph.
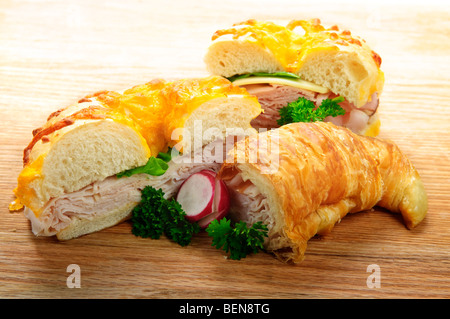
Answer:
[244,83,379,134]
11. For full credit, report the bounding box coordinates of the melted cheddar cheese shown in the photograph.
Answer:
[11,154,45,213]
[212,19,382,73]
[96,76,252,155]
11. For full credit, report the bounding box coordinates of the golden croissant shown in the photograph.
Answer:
[219,122,428,263]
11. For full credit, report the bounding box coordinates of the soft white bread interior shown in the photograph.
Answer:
[17,117,150,216]
[42,121,147,198]
[204,19,384,107]
[204,39,284,78]
[297,47,383,108]
[180,95,260,153]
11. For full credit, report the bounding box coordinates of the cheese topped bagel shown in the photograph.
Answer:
[11,76,261,240]
[204,19,384,136]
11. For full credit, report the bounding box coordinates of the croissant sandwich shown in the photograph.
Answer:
[10,76,261,240]
[219,122,428,263]
[205,19,384,136]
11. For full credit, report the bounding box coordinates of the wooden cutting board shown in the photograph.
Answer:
[1,0,449,299]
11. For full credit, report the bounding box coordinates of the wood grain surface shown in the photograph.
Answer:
[0,0,449,299]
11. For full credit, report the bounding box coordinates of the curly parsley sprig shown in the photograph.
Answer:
[277,96,345,126]
[131,187,269,259]
[131,186,200,246]
[206,218,268,260]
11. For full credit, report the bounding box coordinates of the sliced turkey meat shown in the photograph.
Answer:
[220,168,289,253]
[24,160,221,237]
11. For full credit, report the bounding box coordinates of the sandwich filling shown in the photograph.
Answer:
[243,82,380,135]
[25,159,221,237]
[219,166,290,254]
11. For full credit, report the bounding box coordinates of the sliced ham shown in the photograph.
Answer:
[346,109,370,134]
[360,93,379,113]
[246,84,321,129]
[244,83,379,134]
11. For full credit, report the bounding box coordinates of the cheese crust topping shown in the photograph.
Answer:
[212,19,382,73]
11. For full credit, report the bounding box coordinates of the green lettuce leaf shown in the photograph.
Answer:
[227,71,301,82]
[116,148,172,178]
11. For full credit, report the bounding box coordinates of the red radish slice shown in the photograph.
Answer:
[214,178,230,217]
[200,170,216,177]
[176,170,230,228]
[176,171,216,222]
[197,178,230,229]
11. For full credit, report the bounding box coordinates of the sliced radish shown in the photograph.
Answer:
[176,170,230,228]
[199,170,216,178]
[215,179,230,217]
[176,171,216,222]
[197,178,230,229]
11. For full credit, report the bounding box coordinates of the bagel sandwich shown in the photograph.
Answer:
[204,19,384,136]
[10,76,262,240]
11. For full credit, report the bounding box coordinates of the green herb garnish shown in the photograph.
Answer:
[206,218,268,260]
[116,148,172,178]
[131,186,200,246]
[227,71,301,82]
[277,96,345,126]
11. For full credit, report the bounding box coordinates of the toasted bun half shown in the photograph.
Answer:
[13,76,261,239]
[204,19,384,108]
